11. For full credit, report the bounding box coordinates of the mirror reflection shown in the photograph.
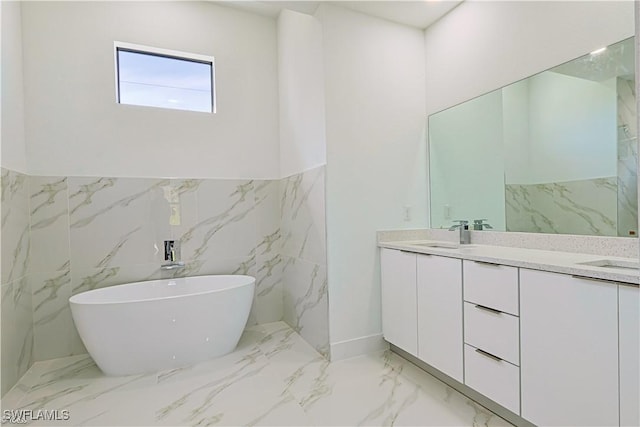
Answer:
[429,37,637,237]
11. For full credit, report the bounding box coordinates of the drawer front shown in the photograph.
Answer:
[465,344,520,415]
[464,302,519,365]
[463,260,519,315]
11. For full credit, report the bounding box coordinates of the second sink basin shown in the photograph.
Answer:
[577,259,640,270]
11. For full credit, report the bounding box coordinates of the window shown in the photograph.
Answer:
[114,42,215,113]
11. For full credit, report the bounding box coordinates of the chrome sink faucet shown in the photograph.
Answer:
[473,219,493,231]
[449,220,470,244]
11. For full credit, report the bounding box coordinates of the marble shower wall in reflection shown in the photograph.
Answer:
[280,166,329,357]
[1,166,329,394]
[505,177,618,236]
[617,77,638,237]
[1,169,34,396]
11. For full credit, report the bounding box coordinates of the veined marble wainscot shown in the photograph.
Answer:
[1,168,34,396]
[2,166,329,395]
[378,232,639,427]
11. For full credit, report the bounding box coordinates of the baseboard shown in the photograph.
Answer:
[329,333,389,361]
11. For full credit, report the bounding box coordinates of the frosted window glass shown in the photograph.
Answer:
[117,49,213,113]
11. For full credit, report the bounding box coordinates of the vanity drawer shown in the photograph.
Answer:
[464,302,519,365]
[463,260,519,315]
[465,344,520,415]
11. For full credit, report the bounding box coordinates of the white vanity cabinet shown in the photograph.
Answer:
[417,255,463,382]
[619,285,639,427]
[380,248,418,355]
[380,243,638,427]
[520,269,619,427]
[380,249,463,372]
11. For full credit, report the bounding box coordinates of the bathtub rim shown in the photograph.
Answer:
[69,274,256,306]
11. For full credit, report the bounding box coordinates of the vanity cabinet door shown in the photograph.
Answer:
[619,285,639,427]
[417,255,463,382]
[380,248,417,356]
[520,269,618,427]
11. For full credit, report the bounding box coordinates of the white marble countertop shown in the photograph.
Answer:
[378,239,639,286]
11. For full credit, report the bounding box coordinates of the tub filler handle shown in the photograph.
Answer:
[162,240,184,270]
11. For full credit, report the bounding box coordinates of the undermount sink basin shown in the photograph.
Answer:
[577,259,640,271]
[409,241,477,250]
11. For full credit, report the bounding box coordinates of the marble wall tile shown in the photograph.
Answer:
[506,177,618,236]
[179,180,257,262]
[252,180,284,325]
[280,166,329,357]
[70,263,161,296]
[2,168,30,285]
[283,256,329,357]
[68,177,165,271]
[617,77,638,237]
[2,168,330,391]
[255,180,282,256]
[149,178,201,257]
[28,176,70,274]
[2,281,18,396]
[162,255,257,280]
[14,275,34,387]
[618,78,637,139]
[281,167,326,266]
[253,253,284,325]
[1,168,35,396]
[31,268,73,361]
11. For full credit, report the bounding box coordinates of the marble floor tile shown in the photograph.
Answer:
[2,322,511,427]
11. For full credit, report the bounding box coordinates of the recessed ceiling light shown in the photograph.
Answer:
[590,47,607,55]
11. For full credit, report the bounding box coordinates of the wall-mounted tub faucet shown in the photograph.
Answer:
[162,240,185,270]
[449,220,470,244]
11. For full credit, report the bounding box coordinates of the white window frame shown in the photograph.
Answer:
[113,41,216,113]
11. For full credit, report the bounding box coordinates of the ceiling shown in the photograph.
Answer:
[214,1,463,30]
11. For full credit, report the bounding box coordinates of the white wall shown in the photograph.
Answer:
[315,4,428,351]
[424,1,635,115]
[278,9,326,177]
[21,1,279,179]
[1,0,27,173]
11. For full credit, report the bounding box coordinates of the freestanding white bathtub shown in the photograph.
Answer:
[69,275,255,376]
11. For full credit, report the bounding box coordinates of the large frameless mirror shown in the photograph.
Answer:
[429,37,637,237]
